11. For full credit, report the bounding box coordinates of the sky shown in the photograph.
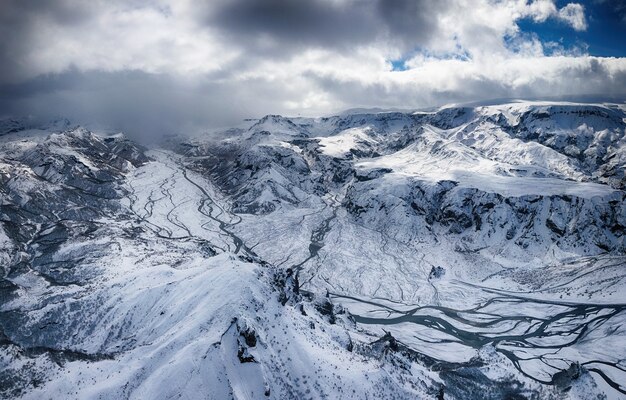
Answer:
[0,0,625,136]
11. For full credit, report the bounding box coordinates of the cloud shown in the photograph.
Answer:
[0,0,237,84]
[0,0,622,138]
[285,53,626,110]
[0,69,309,139]
[525,0,558,22]
[558,3,587,31]
[517,1,586,31]
[205,0,377,51]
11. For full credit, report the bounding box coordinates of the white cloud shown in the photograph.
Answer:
[288,53,626,112]
[525,0,558,22]
[4,1,238,82]
[557,3,588,31]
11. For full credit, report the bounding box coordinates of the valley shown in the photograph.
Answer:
[1,101,625,399]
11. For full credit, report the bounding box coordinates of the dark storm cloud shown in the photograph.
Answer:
[208,0,375,48]
[206,0,444,53]
[0,0,96,83]
[0,0,94,26]
[377,0,448,47]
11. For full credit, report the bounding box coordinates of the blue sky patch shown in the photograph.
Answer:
[518,0,626,57]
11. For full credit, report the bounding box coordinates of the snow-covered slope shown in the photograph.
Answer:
[1,102,626,399]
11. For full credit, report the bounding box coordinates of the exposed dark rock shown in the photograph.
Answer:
[429,266,446,280]
[240,328,257,348]
[552,362,582,391]
[314,299,336,324]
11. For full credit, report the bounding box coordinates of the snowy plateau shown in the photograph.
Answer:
[1,101,626,399]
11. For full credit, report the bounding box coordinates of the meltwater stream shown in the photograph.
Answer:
[332,282,626,396]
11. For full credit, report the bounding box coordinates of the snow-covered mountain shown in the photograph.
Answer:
[1,101,626,399]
